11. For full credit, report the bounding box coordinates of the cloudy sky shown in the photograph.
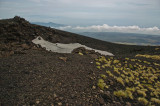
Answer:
[0,0,160,35]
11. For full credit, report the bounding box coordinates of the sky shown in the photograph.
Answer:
[0,0,160,35]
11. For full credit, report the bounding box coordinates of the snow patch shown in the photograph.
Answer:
[32,36,114,56]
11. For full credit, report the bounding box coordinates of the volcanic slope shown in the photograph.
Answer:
[0,16,160,105]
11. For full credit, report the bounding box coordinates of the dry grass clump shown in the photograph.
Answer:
[114,90,126,98]
[116,77,125,86]
[97,79,106,90]
[138,97,148,105]
[97,79,109,90]
[151,98,160,104]
[137,90,147,97]
[100,74,107,79]
[114,89,134,99]
[96,62,101,66]
[155,48,159,50]
[78,52,83,55]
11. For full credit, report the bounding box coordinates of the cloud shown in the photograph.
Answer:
[0,0,160,27]
[58,24,160,35]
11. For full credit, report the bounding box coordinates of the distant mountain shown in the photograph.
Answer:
[79,32,160,46]
[31,22,65,27]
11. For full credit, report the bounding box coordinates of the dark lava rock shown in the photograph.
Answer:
[102,91,113,102]
[98,97,105,105]
[113,101,122,106]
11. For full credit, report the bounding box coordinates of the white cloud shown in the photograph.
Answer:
[58,26,72,29]
[58,24,160,35]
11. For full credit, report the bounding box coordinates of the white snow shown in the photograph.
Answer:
[32,36,114,56]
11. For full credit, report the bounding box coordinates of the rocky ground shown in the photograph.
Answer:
[1,50,102,105]
[0,16,160,105]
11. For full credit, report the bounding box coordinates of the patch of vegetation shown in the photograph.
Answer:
[95,55,160,105]
[136,54,160,60]
[97,79,109,90]
[78,52,83,55]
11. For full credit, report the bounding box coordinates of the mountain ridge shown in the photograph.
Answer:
[1,16,159,56]
[31,22,66,27]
